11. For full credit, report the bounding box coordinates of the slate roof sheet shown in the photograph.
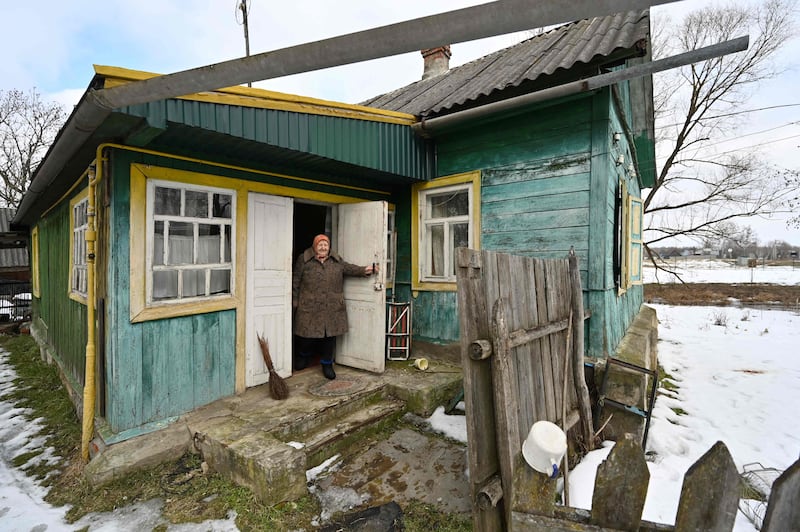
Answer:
[361,10,649,116]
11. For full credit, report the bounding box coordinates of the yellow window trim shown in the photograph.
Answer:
[130,163,372,323]
[69,189,89,305]
[629,195,643,286]
[411,171,481,292]
[31,226,40,298]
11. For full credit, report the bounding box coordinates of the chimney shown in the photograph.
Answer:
[421,45,451,80]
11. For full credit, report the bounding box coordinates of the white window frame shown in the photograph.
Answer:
[412,171,480,290]
[69,193,89,302]
[145,179,236,306]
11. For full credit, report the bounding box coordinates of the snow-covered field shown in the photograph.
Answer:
[643,257,800,285]
[1,261,798,530]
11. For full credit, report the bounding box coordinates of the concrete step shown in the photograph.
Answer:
[291,398,406,469]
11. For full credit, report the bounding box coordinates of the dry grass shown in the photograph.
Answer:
[644,283,800,308]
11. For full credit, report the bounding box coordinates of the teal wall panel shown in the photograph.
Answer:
[410,291,460,343]
[410,90,645,358]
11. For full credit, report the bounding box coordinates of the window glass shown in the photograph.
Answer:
[429,190,468,218]
[185,190,208,218]
[213,193,232,218]
[154,186,181,216]
[148,181,235,305]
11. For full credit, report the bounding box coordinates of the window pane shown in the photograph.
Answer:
[168,222,194,265]
[210,269,231,295]
[154,186,181,216]
[451,223,469,276]
[197,224,221,264]
[182,270,205,298]
[185,190,208,218]
[223,226,232,262]
[427,224,444,277]
[213,194,232,219]
[153,270,178,300]
[153,221,165,266]
[428,190,468,218]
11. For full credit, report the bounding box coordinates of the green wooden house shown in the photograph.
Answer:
[14,10,653,444]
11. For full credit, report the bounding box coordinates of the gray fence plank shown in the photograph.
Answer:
[591,434,650,530]
[762,457,800,532]
[674,441,740,532]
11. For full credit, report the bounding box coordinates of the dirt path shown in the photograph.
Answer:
[644,283,800,308]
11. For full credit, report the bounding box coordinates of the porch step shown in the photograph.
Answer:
[281,398,407,469]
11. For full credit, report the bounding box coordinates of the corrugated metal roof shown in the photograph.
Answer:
[361,10,649,117]
[0,208,28,269]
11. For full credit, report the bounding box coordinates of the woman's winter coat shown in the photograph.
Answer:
[292,247,367,338]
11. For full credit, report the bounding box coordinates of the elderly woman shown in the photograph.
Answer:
[292,234,375,379]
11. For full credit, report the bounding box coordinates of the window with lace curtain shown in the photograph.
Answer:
[147,180,235,304]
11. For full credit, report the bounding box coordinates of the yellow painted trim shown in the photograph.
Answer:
[411,171,481,292]
[31,226,40,298]
[618,178,630,296]
[234,188,248,393]
[94,65,416,125]
[629,194,643,286]
[68,188,89,305]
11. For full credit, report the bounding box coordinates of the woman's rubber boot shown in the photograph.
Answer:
[321,360,336,380]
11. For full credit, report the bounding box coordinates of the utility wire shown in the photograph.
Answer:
[655,103,800,130]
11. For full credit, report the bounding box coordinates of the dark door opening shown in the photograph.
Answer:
[292,202,334,371]
[292,202,332,262]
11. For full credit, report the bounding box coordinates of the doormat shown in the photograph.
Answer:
[308,378,366,397]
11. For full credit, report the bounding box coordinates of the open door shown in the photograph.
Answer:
[336,201,388,373]
[246,193,293,387]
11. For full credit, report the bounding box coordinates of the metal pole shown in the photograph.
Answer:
[414,36,749,134]
[239,0,252,87]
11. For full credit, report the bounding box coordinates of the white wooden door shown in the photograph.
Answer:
[246,193,293,387]
[336,201,388,373]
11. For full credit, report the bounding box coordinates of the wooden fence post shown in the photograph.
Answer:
[761,457,800,532]
[591,434,649,530]
[674,441,740,532]
[568,250,594,450]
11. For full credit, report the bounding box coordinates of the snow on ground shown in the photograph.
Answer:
[1,262,798,530]
[643,257,800,285]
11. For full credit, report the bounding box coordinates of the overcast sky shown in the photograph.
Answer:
[2,0,798,245]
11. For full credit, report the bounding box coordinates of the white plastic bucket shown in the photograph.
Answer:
[521,421,567,478]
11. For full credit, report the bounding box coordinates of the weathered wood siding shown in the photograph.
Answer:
[418,88,643,358]
[586,88,644,358]
[35,193,88,389]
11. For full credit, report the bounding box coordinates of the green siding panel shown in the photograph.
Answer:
[120,100,432,180]
[411,291,459,344]
[35,196,88,389]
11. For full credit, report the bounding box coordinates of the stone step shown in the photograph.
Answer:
[283,398,407,469]
[271,385,392,442]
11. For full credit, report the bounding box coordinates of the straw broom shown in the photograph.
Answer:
[257,333,289,400]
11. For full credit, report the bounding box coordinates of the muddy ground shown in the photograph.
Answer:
[644,283,800,308]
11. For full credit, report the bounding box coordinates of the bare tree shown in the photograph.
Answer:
[0,89,67,209]
[645,0,799,262]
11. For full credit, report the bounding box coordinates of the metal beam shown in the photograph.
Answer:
[95,0,680,110]
[413,36,750,134]
[15,0,680,226]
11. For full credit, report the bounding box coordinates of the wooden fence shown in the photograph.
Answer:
[456,247,799,531]
[456,248,594,530]
[512,436,800,532]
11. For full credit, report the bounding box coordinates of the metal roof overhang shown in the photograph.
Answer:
[14,100,433,227]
